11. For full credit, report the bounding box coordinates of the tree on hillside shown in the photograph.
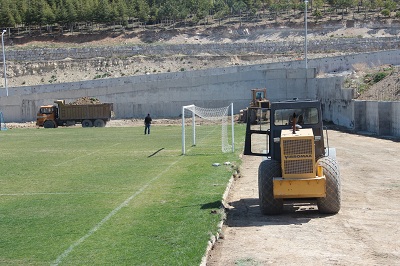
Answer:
[75,0,94,31]
[382,0,396,16]
[95,0,112,26]
[213,0,230,25]
[313,0,324,21]
[0,0,16,28]
[134,0,151,23]
[183,0,212,25]
[330,0,354,19]
[231,0,248,25]
[25,0,53,34]
[41,0,56,32]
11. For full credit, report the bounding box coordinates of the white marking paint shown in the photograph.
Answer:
[52,156,183,265]
[54,143,121,167]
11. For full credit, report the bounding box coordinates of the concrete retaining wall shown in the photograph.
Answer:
[0,67,319,122]
[1,50,400,138]
[353,100,400,137]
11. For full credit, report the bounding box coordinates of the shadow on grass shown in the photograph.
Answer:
[201,200,222,209]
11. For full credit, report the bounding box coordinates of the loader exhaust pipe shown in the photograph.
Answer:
[292,112,297,134]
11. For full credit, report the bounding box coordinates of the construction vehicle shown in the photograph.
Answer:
[244,99,341,214]
[239,88,270,124]
[36,100,113,128]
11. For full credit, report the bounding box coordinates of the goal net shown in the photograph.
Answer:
[182,103,234,155]
[0,111,7,131]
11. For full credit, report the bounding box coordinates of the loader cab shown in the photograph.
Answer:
[244,99,325,161]
[251,88,270,108]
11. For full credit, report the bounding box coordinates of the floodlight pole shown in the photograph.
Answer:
[1,29,8,96]
[304,0,308,69]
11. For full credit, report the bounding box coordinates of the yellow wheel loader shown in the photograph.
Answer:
[239,88,270,124]
[244,99,341,215]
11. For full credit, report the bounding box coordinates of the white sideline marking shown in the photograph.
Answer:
[0,192,124,196]
[51,157,183,266]
[54,143,121,167]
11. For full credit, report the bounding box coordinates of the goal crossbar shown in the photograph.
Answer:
[182,103,234,155]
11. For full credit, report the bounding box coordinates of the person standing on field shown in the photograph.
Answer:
[144,113,152,134]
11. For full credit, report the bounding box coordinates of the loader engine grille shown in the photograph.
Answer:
[282,138,314,178]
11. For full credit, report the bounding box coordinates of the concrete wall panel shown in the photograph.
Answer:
[378,102,392,136]
[365,101,379,134]
[1,50,400,139]
[391,103,400,137]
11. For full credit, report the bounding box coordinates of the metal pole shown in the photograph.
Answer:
[192,108,196,146]
[1,29,8,96]
[231,103,234,152]
[182,106,185,155]
[304,0,308,69]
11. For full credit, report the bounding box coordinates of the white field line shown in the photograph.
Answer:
[53,143,121,167]
[51,155,184,266]
[0,192,125,196]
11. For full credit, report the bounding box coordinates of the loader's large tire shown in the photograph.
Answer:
[317,156,341,214]
[258,159,283,215]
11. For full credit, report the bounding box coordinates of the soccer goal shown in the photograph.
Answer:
[0,111,7,131]
[182,103,234,155]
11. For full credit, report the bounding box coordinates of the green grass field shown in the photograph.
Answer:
[0,123,245,265]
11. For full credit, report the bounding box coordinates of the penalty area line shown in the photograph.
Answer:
[51,155,184,266]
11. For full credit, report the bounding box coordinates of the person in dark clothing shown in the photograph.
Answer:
[144,114,152,134]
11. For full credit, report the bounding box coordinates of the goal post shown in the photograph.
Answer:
[182,103,234,155]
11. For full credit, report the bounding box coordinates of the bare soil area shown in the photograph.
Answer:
[206,130,400,265]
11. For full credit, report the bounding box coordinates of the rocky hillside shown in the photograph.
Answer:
[3,19,400,101]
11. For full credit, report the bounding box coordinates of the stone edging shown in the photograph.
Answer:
[200,164,240,265]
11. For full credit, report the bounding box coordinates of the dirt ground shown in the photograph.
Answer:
[205,130,400,265]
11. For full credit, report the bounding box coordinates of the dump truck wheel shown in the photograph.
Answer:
[94,119,105,127]
[43,120,55,128]
[82,120,93,127]
[317,156,341,214]
[258,159,283,215]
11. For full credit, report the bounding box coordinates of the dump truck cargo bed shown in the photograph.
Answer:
[58,103,113,121]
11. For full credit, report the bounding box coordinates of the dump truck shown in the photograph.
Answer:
[244,99,341,214]
[36,100,113,128]
[239,88,270,124]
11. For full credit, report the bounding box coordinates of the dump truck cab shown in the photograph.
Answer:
[244,99,341,215]
[36,105,58,128]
